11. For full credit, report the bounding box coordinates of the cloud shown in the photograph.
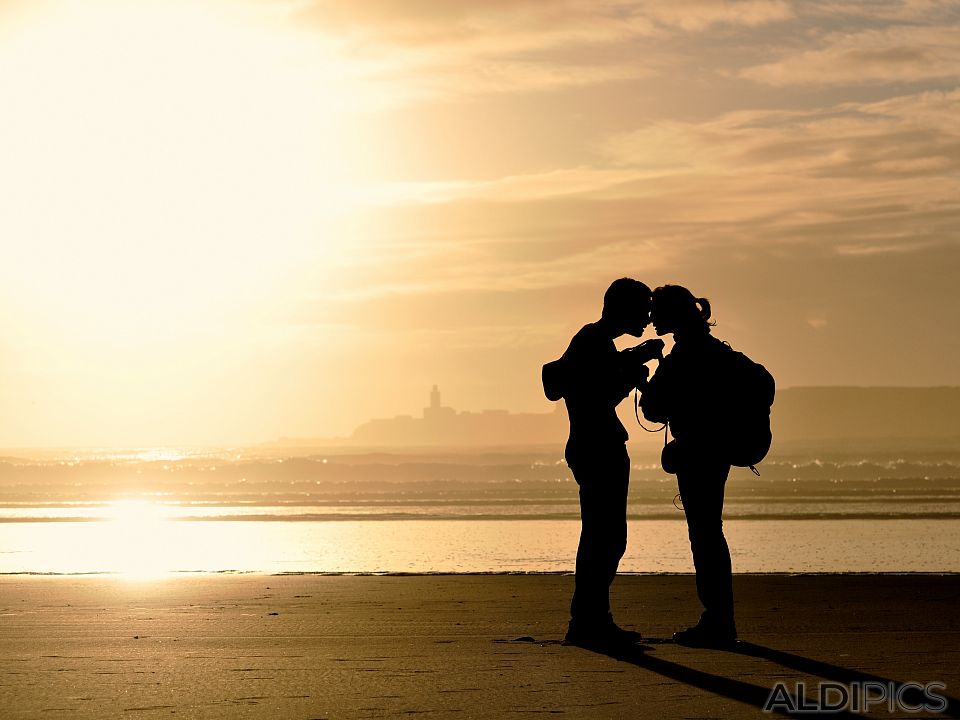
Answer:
[293,0,793,47]
[834,239,941,255]
[368,88,960,209]
[609,89,960,177]
[637,0,794,31]
[281,0,792,101]
[804,0,960,23]
[342,88,960,294]
[368,59,655,104]
[362,167,650,206]
[321,227,678,305]
[741,25,960,86]
[592,91,960,257]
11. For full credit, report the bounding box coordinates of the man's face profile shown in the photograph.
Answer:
[622,302,650,337]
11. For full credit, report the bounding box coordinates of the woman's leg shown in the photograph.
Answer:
[677,458,735,635]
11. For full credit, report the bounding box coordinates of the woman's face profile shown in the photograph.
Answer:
[651,300,675,336]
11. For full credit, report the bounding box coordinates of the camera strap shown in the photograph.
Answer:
[633,387,667,435]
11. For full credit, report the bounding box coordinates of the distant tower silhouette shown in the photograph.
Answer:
[424,385,455,423]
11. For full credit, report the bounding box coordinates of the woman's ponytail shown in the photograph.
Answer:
[695,297,712,323]
[694,298,717,327]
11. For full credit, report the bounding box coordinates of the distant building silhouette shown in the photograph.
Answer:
[424,385,456,423]
[348,386,565,447]
[264,387,960,450]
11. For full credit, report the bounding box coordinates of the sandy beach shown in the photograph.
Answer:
[1,573,958,718]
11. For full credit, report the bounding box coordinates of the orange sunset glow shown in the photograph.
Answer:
[0,0,957,449]
[3,4,960,718]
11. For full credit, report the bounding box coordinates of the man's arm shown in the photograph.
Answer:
[562,328,633,404]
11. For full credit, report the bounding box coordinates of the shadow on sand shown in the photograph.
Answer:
[577,639,960,718]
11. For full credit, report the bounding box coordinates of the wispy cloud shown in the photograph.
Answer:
[608,89,960,177]
[804,0,960,23]
[282,0,793,101]
[347,87,960,292]
[362,167,650,205]
[292,0,793,48]
[370,88,959,206]
[741,25,960,86]
[636,0,794,31]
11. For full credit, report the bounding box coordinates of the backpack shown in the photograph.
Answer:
[714,343,775,470]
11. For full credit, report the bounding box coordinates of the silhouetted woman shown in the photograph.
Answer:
[640,285,737,647]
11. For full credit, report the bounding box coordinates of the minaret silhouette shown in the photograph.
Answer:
[424,385,452,422]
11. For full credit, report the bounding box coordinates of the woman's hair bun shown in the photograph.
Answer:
[695,297,712,321]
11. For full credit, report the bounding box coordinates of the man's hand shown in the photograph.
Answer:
[633,363,650,390]
[627,338,664,362]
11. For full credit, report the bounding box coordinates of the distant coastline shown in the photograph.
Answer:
[265,385,960,450]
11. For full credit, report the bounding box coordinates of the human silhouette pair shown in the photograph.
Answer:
[544,279,746,651]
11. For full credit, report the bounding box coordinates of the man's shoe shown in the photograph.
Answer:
[672,624,737,649]
[565,619,642,650]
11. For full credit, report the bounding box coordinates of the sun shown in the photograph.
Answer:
[0,0,387,445]
[0,0,372,345]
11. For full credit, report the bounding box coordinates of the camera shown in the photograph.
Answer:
[621,339,664,389]
[622,338,665,362]
[542,340,664,402]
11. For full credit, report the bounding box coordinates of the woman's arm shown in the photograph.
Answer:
[638,358,673,424]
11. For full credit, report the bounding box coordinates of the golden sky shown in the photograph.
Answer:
[1,0,958,447]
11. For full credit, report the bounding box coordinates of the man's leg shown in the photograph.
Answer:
[568,446,630,636]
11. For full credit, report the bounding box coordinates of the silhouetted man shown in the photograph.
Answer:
[544,278,659,650]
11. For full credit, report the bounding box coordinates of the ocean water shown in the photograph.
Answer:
[1,517,957,576]
[1,447,959,575]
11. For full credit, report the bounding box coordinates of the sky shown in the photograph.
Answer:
[0,0,958,447]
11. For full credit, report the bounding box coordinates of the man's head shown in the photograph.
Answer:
[601,278,652,337]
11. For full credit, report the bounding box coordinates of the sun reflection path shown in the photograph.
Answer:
[104,500,179,580]
[96,499,280,579]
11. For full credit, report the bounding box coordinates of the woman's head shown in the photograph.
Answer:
[651,284,714,336]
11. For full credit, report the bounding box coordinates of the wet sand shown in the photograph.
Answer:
[1,574,958,718]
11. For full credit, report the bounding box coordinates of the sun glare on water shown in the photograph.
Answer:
[3,498,286,578]
[104,499,181,579]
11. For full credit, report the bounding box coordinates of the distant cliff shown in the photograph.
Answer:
[772,386,960,443]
